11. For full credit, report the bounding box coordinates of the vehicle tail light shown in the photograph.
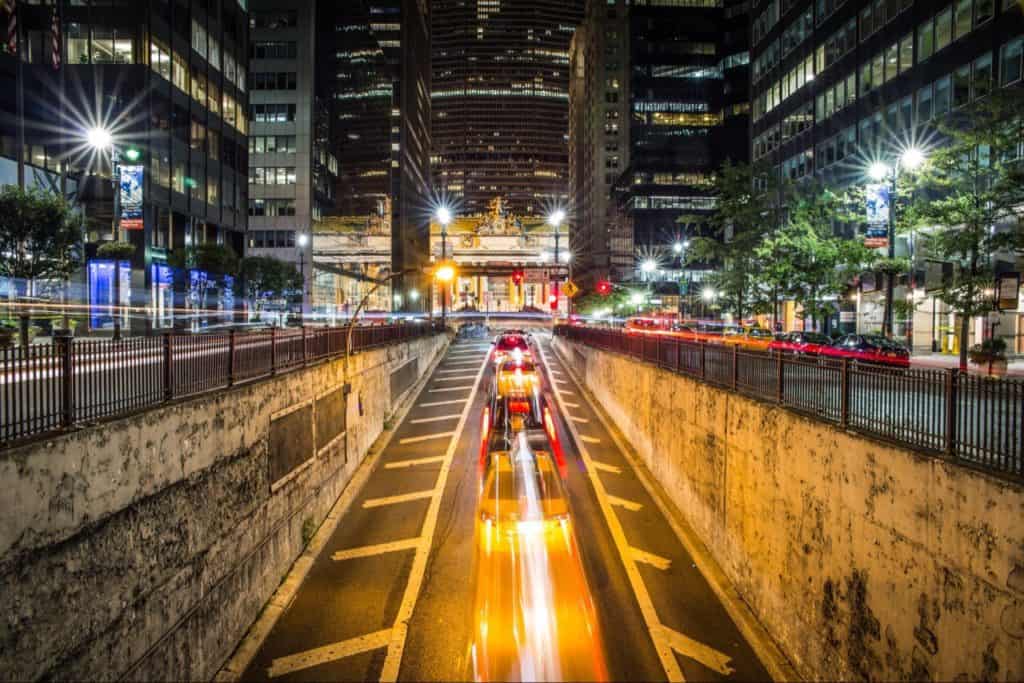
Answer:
[479,405,490,465]
[509,400,531,414]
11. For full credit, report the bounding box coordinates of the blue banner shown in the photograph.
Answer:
[120,164,144,230]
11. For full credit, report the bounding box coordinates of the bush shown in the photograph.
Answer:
[968,337,1008,364]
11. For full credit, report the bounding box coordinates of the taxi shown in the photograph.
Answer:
[491,332,532,366]
[720,326,775,352]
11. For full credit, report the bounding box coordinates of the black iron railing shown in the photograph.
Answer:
[1,323,445,446]
[555,325,1024,481]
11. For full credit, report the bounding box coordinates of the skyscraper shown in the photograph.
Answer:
[321,0,432,311]
[431,0,583,216]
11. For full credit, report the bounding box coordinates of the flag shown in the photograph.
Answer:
[5,0,16,57]
[49,6,60,69]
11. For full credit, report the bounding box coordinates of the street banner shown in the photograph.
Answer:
[864,183,889,248]
[997,273,1020,311]
[120,165,144,230]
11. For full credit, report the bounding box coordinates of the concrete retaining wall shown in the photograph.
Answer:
[554,337,1024,682]
[0,333,449,681]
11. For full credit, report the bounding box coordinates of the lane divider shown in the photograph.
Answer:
[267,629,393,679]
[398,431,457,445]
[331,538,421,562]
[608,495,644,512]
[363,489,438,508]
[384,455,447,469]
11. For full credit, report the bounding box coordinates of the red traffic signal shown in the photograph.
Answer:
[596,280,613,296]
[511,269,524,285]
[548,291,559,310]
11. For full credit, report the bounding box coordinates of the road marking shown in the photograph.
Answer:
[419,399,466,408]
[410,414,461,424]
[331,538,421,561]
[441,363,480,369]
[436,369,476,374]
[579,434,602,444]
[558,389,577,396]
[363,489,437,508]
[663,626,736,677]
[608,495,643,512]
[434,375,478,381]
[562,401,581,408]
[536,341,685,682]
[570,416,590,424]
[428,385,475,393]
[591,460,620,474]
[267,629,392,678]
[632,547,672,571]
[380,349,490,682]
[398,431,455,444]
[385,455,447,469]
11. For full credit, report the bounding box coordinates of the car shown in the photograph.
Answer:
[720,326,775,352]
[491,332,533,365]
[821,334,911,368]
[769,331,833,356]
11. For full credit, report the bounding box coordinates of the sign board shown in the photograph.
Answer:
[997,273,1020,311]
[119,165,144,230]
[864,225,888,249]
[865,183,890,226]
[561,280,580,298]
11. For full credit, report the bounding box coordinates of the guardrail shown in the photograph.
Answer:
[1,323,446,447]
[554,325,1024,481]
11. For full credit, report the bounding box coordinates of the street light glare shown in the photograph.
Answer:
[560,251,572,263]
[549,208,566,227]
[641,259,656,273]
[702,287,717,302]
[673,242,683,253]
[409,289,420,301]
[868,162,891,181]
[435,263,456,283]
[436,206,452,226]
[297,233,309,247]
[901,147,925,170]
[87,126,112,150]
[630,293,643,305]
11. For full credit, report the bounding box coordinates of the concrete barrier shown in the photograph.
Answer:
[0,333,449,681]
[555,336,1024,682]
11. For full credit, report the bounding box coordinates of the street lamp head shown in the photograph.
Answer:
[701,287,717,302]
[901,147,926,171]
[435,263,456,283]
[641,259,657,273]
[297,233,309,247]
[673,242,683,254]
[86,126,113,150]
[436,206,452,227]
[630,293,644,305]
[868,161,891,182]
[560,251,572,263]
[409,289,420,301]
[548,208,567,227]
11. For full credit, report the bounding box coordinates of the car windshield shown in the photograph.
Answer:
[500,361,536,372]
[863,335,906,351]
[747,328,773,339]
[802,333,831,344]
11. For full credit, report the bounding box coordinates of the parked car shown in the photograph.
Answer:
[720,326,775,352]
[769,331,833,356]
[821,334,911,368]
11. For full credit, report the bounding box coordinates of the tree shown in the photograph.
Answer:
[683,161,789,321]
[168,243,239,328]
[905,90,1024,370]
[239,256,303,320]
[757,184,873,330]
[0,185,82,298]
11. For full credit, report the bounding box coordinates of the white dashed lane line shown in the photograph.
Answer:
[331,538,421,562]
[578,434,601,444]
[362,489,438,509]
[398,431,456,444]
[590,460,621,474]
[267,630,393,679]
[384,456,446,470]
[409,414,461,424]
[418,399,467,408]
[433,375,478,381]
[428,386,475,393]
[608,495,644,512]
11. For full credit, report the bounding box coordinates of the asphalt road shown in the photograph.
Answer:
[234,333,773,682]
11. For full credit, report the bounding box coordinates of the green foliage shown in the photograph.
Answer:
[906,89,1024,366]
[968,337,1008,364]
[96,240,137,260]
[239,256,303,313]
[0,185,82,285]
[301,516,317,548]
[167,242,239,276]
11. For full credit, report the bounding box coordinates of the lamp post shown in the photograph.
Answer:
[868,147,925,338]
[436,206,452,324]
[296,233,309,318]
[548,208,566,314]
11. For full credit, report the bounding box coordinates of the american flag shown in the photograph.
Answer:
[4,0,16,57]
[49,5,59,69]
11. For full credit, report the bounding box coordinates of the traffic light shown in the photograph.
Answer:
[511,270,524,286]
[548,291,559,310]
[596,280,612,296]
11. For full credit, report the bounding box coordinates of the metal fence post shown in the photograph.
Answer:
[270,327,277,375]
[700,342,706,379]
[301,326,308,366]
[163,333,173,401]
[731,344,738,390]
[55,331,74,428]
[227,330,236,387]
[945,368,958,456]
[674,339,681,373]
[775,351,784,404]
[840,358,850,428]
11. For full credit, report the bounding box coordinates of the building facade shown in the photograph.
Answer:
[1,0,249,332]
[569,0,750,289]
[247,1,338,316]
[320,0,432,313]
[750,0,1024,348]
[431,0,583,217]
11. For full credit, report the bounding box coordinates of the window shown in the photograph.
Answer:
[934,75,952,115]
[67,23,88,64]
[248,199,296,216]
[191,19,207,58]
[885,43,899,82]
[872,52,885,88]
[1001,37,1023,85]
[249,72,297,90]
[953,65,971,107]
[208,80,221,116]
[917,84,933,122]
[248,167,297,185]
[976,0,994,24]
[252,41,297,59]
[191,66,207,104]
[860,61,872,95]
[172,50,189,93]
[150,38,171,81]
[918,19,934,62]
[899,34,913,74]
[208,129,220,161]
[207,177,218,206]
[249,104,296,122]
[973,53,992,99]
[936,7,952,51]
[953,0,972,40]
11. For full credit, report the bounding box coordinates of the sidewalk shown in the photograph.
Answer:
[911,353,1024,377]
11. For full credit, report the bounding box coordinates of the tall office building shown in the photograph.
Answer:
[569,0,750,287]
[431,0,583,216]
[321,0,432,311]
[1,0,249,332]
[749,0,1024,346]
[247,1,338,314]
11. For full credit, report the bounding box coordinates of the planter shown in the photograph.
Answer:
[969,358,1008,377]
[0,328,13,349]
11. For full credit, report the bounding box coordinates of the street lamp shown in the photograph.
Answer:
[436,206,453,324]
[867,146,926,338]
[548,208,567,315]
[296,233,309,316]
[434,260,457,327]
[673,241,683,254]
[87,126,127,338]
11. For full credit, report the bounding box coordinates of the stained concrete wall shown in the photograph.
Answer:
[0,333,449,682]
[554,337,1024,682]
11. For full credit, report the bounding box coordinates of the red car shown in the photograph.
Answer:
[491,333,532,365]
[769,331,833,356]
[821,334,911,368]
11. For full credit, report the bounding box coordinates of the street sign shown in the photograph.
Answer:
[997,273,1020,311]
[561,280,580,298]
